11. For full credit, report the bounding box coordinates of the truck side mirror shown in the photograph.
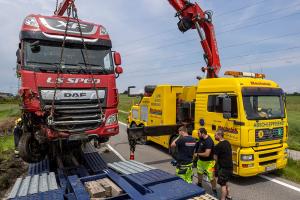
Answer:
[223,96,232,119]
[114,52,122,66]
[16,49,21,64]
[128,86,143,98]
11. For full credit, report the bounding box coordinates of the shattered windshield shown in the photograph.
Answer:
[24,40,114,74]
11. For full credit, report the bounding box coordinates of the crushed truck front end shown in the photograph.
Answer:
[17,14,121,163]
[194,76,288,177]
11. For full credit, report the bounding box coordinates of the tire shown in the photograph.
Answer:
[18,133,47,163]
[144,85,157,94]
[169,135,178,159]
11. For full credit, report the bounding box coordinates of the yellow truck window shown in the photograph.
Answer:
[207,95,238,118]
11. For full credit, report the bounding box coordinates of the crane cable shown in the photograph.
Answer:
[49,4,72,125]
[50,1,106,128]
[71,2,105,122]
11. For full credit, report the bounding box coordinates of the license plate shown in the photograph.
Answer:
[265,164,276,172]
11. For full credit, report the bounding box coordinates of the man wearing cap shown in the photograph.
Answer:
[195,128,217,197]
[171,126,196,183]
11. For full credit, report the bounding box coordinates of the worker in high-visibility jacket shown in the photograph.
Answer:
[171,126,196,183]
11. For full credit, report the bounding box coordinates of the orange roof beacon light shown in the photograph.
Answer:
[224,71,266,79]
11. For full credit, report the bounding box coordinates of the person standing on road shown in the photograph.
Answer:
[214,128,233,200]
[194,128,217,197]
[171,126,196,183]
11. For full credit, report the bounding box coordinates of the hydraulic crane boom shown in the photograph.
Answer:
[168,0,221,78]
[54,0,75,16]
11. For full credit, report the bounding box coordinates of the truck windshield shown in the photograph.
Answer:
[24,40,114,74]
[242,87,285,120]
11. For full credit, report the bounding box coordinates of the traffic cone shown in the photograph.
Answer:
[130,151,135,160]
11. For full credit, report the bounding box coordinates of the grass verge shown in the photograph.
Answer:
[275,158,300,184]
[0,135,15,153]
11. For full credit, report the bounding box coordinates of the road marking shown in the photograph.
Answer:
[119,121,127,126]
[260,175,300,193]
[106,144,126,162]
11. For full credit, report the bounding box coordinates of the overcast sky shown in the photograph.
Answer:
[0,0,300,94]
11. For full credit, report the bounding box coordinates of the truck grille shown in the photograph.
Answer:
[255,128,284,142]
[43,99,105,133]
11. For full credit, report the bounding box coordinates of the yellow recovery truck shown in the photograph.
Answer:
[127,71,288,177]
[126,0,288,177]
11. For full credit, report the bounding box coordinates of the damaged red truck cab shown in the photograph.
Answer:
[16,14,123,162]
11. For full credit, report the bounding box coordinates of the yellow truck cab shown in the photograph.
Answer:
[128,71,288,177]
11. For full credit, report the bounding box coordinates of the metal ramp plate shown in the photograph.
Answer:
[124,169,179,186]
[28,159,50,175]
[83,151,107,174]
[8,172,63,200]
[108,160,156,175]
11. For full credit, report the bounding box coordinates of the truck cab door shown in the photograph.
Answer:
[203,94,241,171]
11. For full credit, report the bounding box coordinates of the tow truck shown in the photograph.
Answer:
[16,0,122,163]
[127,0,288,177]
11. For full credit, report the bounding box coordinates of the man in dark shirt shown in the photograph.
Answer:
[171,126,196,183]
[214,128,233,200]
[194,128,217,197]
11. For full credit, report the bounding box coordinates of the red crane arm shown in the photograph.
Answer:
[168,0,221,78]
[54,0,75,16]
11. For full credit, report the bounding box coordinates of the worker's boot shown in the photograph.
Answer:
[212,189,218,198]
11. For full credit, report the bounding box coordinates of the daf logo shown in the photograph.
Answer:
[64,93,87,98]
[46,77,100,84]
[56,21,87,30]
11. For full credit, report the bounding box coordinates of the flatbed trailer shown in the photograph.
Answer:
[7,143,216,200]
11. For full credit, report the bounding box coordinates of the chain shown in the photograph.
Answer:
[71,3,105,122]
[54,0,59,14]
[49,5,72,121]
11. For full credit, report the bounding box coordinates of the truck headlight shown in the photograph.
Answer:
[241,154,254,161]
[105,114,118,126]
[284,148,289,154]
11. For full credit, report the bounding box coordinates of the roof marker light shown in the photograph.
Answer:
[225,71,265,79]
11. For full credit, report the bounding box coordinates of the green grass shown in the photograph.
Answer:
[0,135,14,153]
[0,104,20,122]
[118,94,141,123]
[286,96,300,151]
[276,158,300,183]
[118,94,141,112]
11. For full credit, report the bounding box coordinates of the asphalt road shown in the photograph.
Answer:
[108,123,300,200]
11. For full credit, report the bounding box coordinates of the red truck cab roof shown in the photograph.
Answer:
[20,14,112,47]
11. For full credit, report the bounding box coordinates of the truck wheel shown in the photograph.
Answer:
[18,133,47,163]
[169,136,178,159]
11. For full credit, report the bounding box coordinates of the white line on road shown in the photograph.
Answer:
[259,175,300,193]
[119,121,127,126]
[106,144,126,161]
